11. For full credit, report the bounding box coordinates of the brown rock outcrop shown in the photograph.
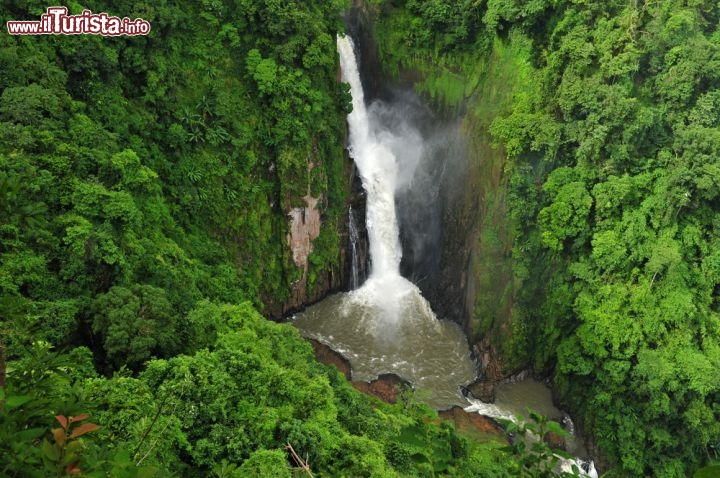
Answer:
[438,406,505,439]
[544,431,566,451]
[285,194,322,310]
[352,373,412,404]
[464,378,496,403]
[308,338,352,380]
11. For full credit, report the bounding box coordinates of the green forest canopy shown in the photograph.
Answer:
[2,0,720,477]
[0,0,552,476]
[372,0,720,476]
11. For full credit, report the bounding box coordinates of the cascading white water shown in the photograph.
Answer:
[338,35,403,281]
[291,36,476,408]
[464,384,598,478]
[337,34,432,329]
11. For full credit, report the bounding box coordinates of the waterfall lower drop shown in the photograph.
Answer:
[348,207,361,289]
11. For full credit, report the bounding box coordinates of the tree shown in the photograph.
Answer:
[91,285,179,371]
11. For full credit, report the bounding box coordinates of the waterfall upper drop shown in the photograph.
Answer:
[337,35,403,283]
[337,34,430,330]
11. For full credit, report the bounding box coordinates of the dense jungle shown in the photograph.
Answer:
[1,1,719,477]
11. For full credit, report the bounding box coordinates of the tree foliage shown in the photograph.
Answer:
[0,1,537,476]
[497,1,720,476]
[373,0,720,476]
[3,302,523,476]
[91,285,180,371]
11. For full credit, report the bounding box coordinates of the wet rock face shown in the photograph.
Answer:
[346,168,370,289]
[286,194,322,310]
[344,2,387,102]
[274,163,368,319]
[270,148,369,320]
[473,337,508,381]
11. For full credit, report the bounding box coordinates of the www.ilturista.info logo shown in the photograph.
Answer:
[7,7,150,36]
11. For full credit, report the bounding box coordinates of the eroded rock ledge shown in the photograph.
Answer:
[307,337,504,440]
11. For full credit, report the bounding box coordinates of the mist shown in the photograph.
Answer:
[366,89,468,304]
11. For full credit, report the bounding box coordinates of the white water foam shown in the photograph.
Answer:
[337,34,434,331]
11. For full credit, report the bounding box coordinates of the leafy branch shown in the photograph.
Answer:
[499,410,580,477]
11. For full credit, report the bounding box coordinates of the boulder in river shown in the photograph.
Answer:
[306,339,413,405]
[544,431,566,451]
[438,406,506,440]
[352,373,412,404]
[307,338,352,380]
[463,378,496,403]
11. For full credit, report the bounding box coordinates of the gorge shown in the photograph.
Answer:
[294,34,477,410]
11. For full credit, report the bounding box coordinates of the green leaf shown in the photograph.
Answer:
[553,449,573,460]
[694,465,720,478]
[5,395,33,410]
[42,438,60,461]
[546,421,569,436]
[15,427,47,441]
[502,420,518,434]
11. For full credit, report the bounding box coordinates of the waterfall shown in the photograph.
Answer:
[335,34,598,478]
[348,206,361,289]
[338,35,402,280]
[337,34,431,329]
